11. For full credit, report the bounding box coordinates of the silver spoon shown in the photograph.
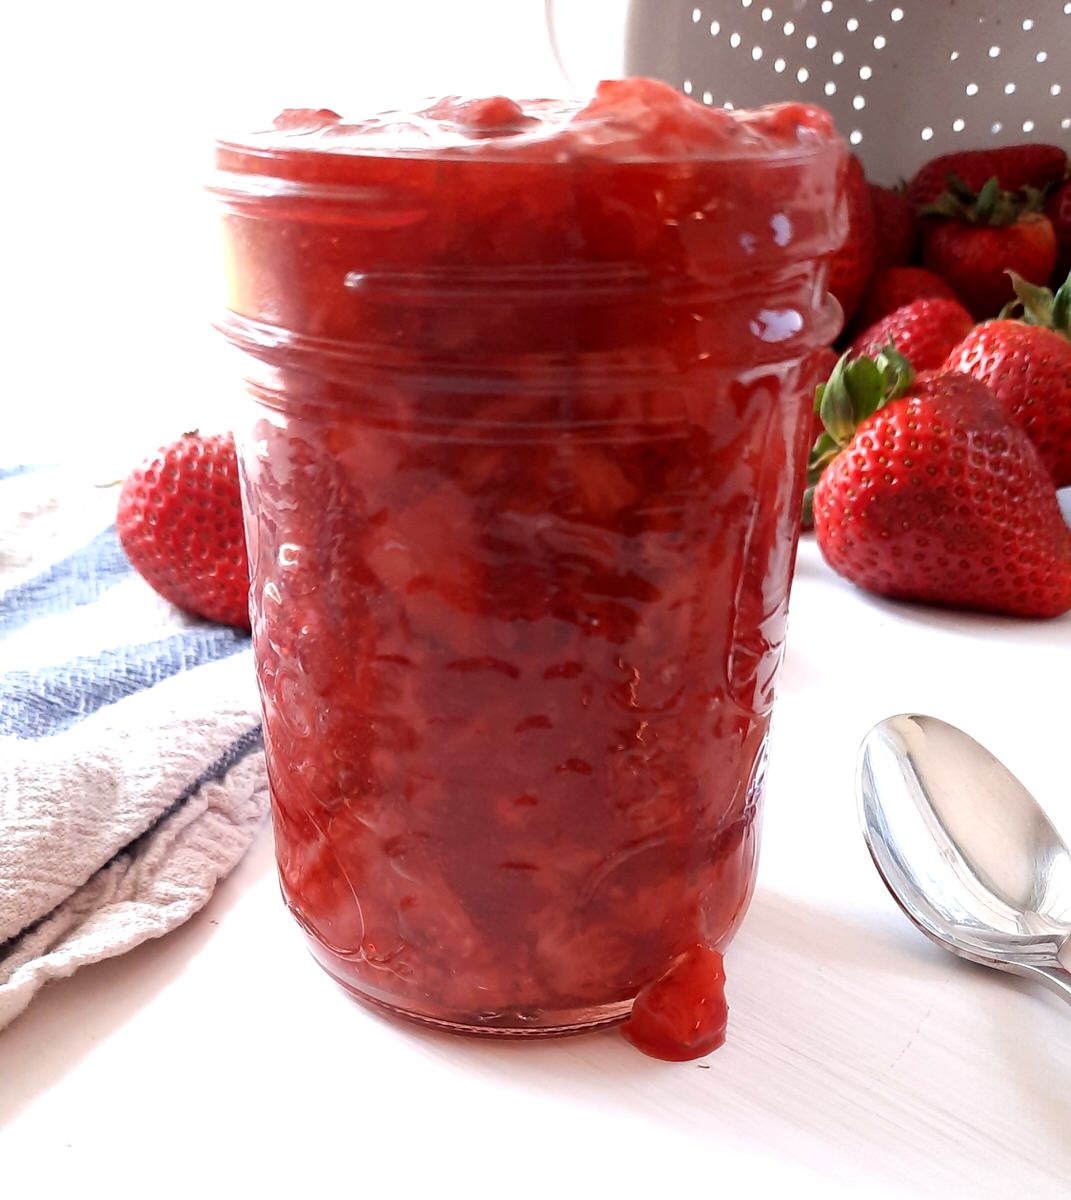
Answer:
[858,713,1071,1003]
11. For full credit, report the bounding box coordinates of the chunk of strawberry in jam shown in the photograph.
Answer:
[621,944,729,1062]
[434,95,536,134]
[272,108,341,131]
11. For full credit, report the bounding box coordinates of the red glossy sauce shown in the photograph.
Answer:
[622,945,729,1061]
[213,79,844,1053]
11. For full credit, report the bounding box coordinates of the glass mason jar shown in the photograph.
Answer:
[211,82,845,1038]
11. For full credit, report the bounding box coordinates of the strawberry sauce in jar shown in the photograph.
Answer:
[211,79,844,1043]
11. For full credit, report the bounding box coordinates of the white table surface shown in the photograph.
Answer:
[3,535,1069,1198]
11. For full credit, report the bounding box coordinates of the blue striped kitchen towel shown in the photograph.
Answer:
[0,464,268,1030]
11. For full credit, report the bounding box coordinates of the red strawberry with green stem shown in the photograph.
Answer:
[117,431,252,630]
[907,143,1067,209]
[809,355,1071,619]
[802,345,915,527]
[921,176,1057,319]
[850,296,974,372]
[944,271,1071,487]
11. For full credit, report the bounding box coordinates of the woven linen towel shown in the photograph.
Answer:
[0,464,269,1031]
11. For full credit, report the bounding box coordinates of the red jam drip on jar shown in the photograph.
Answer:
[213,78,845,1048]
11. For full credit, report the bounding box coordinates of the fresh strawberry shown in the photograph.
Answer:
[810,355,1071,619]
[802,345,915,528]
[853,266,958,332]
[944,272,1071,487]
[117,432,251,629]
[1047,179,1071,282]
[828,153,877,327]
[850,296,974,371]
[621,944,729,1062]
[870,183,916,270]
[907,143,1067,210]
[921,177,1057,318]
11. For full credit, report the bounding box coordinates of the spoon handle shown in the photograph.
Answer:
[1032,964,1071,1005]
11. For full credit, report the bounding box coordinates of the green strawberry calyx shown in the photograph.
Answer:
[1000,269,1071,340]
[801,345,915,525]
[921,173,1045,227]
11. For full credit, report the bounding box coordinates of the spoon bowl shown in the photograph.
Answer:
[858,714,1071,1000]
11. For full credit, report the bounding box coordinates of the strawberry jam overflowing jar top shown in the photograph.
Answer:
[211,78,845,1058]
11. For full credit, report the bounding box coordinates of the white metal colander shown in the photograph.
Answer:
[548,0,1071,184]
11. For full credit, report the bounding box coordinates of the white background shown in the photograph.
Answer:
[2,0,628,471]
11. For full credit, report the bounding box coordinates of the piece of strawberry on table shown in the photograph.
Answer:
[944,271,1071,488]
[852,266,958,333]
[870,182,916,270]
[827,153,877,328]
[921,176,1057,319]
[620,944,729,1062]
[117,431,252,630]
[1047,179,1071,282]
[809,353,1071,619]
[907,143,1067,209]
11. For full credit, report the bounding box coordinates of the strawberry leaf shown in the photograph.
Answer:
[923,174,1033,227]
[816,346,915,447]
[945,172,978,207]
[801,483,816,527]
[808,431,840,472]
[802,432,840,527]
[921,193,967,221]
[818,354,887,443]
[845,355,886,420]
[815,355,857,445]
[1004,270,1071,340]
[974,176,1002,222]
[1053,274,1071,337]
[877,344,916,399]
